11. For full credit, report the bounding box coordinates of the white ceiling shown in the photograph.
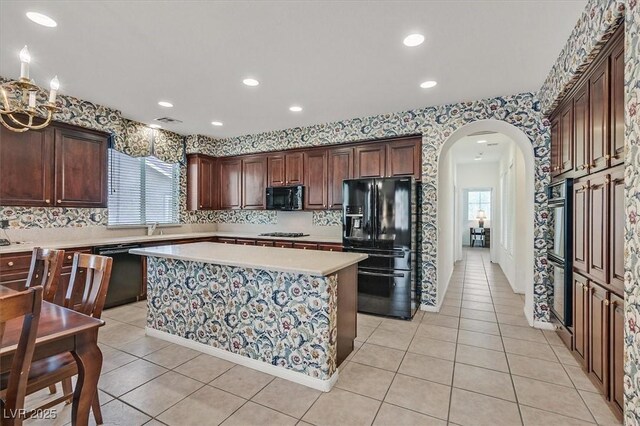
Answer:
[0,1,586,138]
[451,132,514,164]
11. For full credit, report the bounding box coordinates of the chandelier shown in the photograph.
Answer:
[0,46,60,133]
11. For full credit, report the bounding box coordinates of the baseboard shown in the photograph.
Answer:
[146,327,339,392]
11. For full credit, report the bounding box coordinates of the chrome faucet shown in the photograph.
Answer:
[147,222,158,236]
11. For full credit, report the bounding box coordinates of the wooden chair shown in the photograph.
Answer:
[25,248,65,303]
[19,253,112,424]
[0,286,43,426]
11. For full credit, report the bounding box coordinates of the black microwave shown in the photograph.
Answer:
[266,185,304,210]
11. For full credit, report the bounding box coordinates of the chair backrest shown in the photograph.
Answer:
[25,248,64,303]
[63,253,113,319]
[0,286,43,426]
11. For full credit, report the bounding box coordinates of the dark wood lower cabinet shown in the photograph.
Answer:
[609,293,624,416]
[293,242,319,250]
[588,282,608,393]
[572,272,588,366]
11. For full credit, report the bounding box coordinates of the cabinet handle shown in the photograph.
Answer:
[45,199,51,204]
[605,154,611,160]
[581,184,588,190]
[7,261,14,267]
[583,285,589,292]
[578,165,585,170]
[67,255,72,260]
[604,299,610,306]
[303,247,307,250]
[590,163,596,168]
[605,177,610,184]
[583,164,589,169]
[57,199,62,204]
[329,248,334,252]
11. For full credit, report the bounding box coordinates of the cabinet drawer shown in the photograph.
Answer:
[318,244,343,252]
[62,248,92,266]
[235,239,256,246]
[255,240,275,247]
[274,241,294,248]
[217,238,237,244]
[0,253,33,272]
[293,242,318,250]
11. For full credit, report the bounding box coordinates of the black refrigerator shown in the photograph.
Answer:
[342,177,421,319]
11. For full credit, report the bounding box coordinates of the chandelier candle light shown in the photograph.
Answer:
[0,45,60,133]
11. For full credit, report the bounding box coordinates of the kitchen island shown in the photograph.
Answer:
[130,242,366,391]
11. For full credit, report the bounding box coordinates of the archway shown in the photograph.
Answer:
[436,119,540,327]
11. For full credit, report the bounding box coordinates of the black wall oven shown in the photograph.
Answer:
[547,179,573,327]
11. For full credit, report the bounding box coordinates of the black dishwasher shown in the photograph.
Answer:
[95,244,143,309]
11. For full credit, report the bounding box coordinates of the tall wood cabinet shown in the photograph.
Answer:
[242,156,267,209]
[328,147,353,210]
[219,158,242,209]
[0,122,108,208]
[187,154,218,210]
[303,149,328,210]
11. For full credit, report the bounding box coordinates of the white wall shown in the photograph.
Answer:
[456,162,499,247]
[495,141,526,294]
[437,149,456,306]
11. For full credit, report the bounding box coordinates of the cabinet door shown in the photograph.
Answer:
[559,101,574,174]
[573,179,589,273]
[609,293,624,414]
[293,242,318,250]
[328,147,353,210]
[219,158,242,209]
[54,127,108,207]
[0,125,54,206]
[285,152,304,185]
[572,273,588,366]
[588,282,608,394]
[354,144,386,178]
[588,173,608,283]
[589,57,610,173]
[574,83,590,177]
[550,117,561,177]
[242,156,267,209]
[187,155,217,210]
[267,154,286,187]
[609,167,625,293]
[610,35,625,166]
[304,149,328,209]
[318,243,343,252]
[386,138,421,179]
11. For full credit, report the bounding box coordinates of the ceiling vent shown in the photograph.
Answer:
[155,117,183,124]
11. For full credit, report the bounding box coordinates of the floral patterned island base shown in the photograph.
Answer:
[146,256,339,382]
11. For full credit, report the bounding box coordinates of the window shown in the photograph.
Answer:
[467,190,491,220]
[108,150,180,226]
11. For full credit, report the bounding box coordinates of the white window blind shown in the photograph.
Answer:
[108,149,180,226]
[467,190,491,220]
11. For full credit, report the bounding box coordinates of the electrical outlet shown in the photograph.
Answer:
[0,220,9,229]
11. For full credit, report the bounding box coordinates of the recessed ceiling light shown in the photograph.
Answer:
[420,80,438,89]
[158,101,173,108]
[149,124,161,129]
[477,140,487,144]
[289,106,303,112]
[243,78,260,87]
[26,12,57,27]
[474,157,482,161]
[403,33,424,47]
[211,121,223,126]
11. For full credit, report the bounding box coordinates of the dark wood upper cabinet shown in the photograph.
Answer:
[588,282,608,394]
[219,158,242,209]
[267,154,286,187]
[304,149,328,210]
[285,152,304,185]
[267,152,303,187]
[573,83,590,177]
[587,172,608,284]
[550,117,561,177]
[241,156,267,209]
[573,272,588,366]
[610,33,625,166]
[609,292,625,415]
[327,147,353,210]
[54,126,108,207]
[354,144,386,178]
[0,125,54,206]
[386,137,421,179]
[187,154,218,210]
[589,57,610,174]
[573,178,589,273]
[609,166,625,294]
[559,101,574,175]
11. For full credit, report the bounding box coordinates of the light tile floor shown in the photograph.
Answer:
[25,249,621,425]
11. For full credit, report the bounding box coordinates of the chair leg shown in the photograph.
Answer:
[62,378,73,404]
[48,384,57,394]
[92,392,103,425]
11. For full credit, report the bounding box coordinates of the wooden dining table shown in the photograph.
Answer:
[0,285,104,426]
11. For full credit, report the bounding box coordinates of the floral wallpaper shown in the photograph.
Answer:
[312,211,343,227]
[0,206,106,228]
[624,1,640,423]
[146,256,338,380]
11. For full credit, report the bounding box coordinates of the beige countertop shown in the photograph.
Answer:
[130,242,365,276]
[0,231,342,255]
